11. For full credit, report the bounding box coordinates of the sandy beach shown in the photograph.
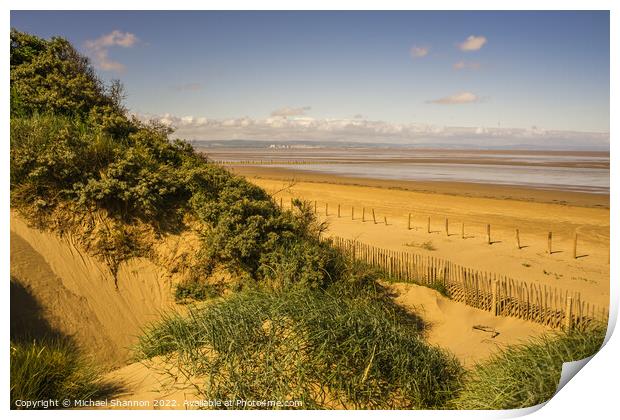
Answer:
[237,166,610,310]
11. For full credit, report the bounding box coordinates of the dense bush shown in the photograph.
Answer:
[136,287,463,409]
[11,115,191,223]
[75,127,193,222]
[452,325,606,409]
[10,29,133,139]
[10,29,345,292]
[174,280,223,303]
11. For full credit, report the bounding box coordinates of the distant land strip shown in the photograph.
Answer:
[207,158,609,170]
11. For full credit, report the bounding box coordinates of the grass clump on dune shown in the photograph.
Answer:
[452,325,606,410]
[10,339,114,409]
[136,283,464,409]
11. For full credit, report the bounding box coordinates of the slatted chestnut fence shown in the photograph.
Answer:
[330,236,607,330]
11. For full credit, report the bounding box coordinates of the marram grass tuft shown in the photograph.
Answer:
[451,325,606,409]
[136,286,464,409]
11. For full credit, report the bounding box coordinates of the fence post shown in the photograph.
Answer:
[351,206,354,220]
[445,218,449,236]
[372,209,377,224]
[427,216,431,234]
[384,216,388,225]
[280,197,283,208]
[515,229,521,249]
[573,232,578,259]
[338,204,341,218]
[487,224,491,245]
[362,207,365,222]
[325,203,329,216]
[408,213,412,230]
[461,222,465,239]
[314,201,317,214]
[547,232,552,254]
[564,296,573,330]
[491,280,499,316]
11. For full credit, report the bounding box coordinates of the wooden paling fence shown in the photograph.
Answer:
[330,236,607,330]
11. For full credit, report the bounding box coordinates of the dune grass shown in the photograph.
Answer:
[10,338,115,409]
[452,325,606,410]
[136,281,464,409]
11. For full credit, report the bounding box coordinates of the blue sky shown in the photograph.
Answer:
[11,11,610,147]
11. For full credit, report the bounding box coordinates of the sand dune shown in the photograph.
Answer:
[389,282,549,368]
[13,182,605,406]
[10,214,204,408]
[10,215,178,367]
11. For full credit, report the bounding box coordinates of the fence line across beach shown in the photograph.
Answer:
[280,198,587,258]
[328,236,608,331]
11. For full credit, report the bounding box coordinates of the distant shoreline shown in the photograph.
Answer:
[209,157,608,169]
[231,165,610,209]
[197,146,609,157]
[193,143,610,154]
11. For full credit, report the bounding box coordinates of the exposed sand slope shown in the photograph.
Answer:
[10,215,178,367]
[389,282,550,368]
[102,358,200,410]
[249,177,610,308]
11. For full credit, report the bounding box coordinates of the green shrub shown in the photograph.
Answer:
[452,325,606,409]
[174,280,222,303]
[10,30,351,292]
[10,339,113,409]
[75,127,192,223]
[11,115,95,209]
[258,236,344,289]
[136,288,463,409]
[10,28,129,132]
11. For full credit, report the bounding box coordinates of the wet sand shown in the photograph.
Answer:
[231,165,609,208]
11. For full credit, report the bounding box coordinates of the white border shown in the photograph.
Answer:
[2,2,616,420]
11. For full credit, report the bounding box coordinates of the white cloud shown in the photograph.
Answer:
[270,106,311,117]
[410,45,429,58]
[453,60,481,70]
[428,91,480,105]
[84,30,139,72]
[458,35,487,51]
[133,112,609,149]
